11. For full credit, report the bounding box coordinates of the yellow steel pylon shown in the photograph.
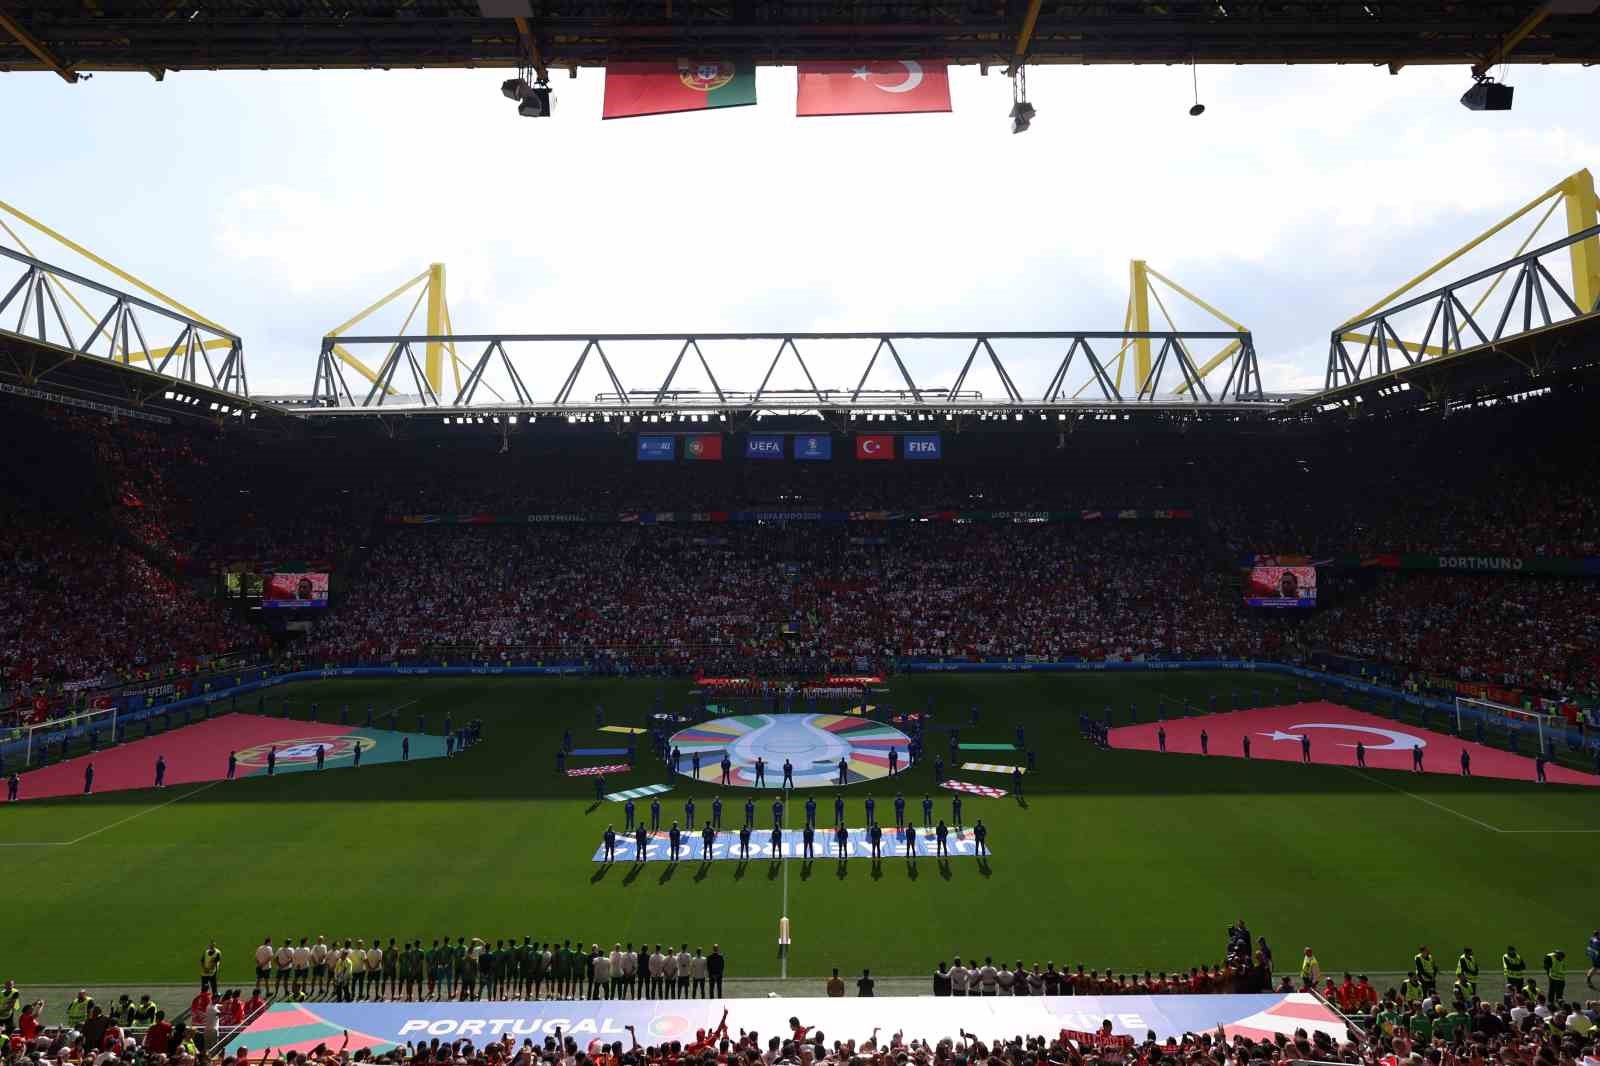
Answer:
[325,263,480,399]
[1335,168,1600,354]
[1086,260,1249,398]
[0,198,236,366]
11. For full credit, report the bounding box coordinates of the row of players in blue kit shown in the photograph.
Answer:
[601,816,990,862]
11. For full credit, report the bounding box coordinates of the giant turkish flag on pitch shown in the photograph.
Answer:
[796,61,952,116]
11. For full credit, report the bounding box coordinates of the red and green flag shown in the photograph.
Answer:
[684,434,724,461]
[603,61,757,119]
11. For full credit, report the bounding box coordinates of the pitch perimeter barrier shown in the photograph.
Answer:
[10,659,1594,765]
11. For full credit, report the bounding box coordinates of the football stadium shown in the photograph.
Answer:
[3,9,1600,1066]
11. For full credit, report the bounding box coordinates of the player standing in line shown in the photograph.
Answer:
[865,794,876,826]
[1536,752,1547,783]
[668,821,682,863]
[594,775,605,803]
[904,823,917,862]
[274,939,294,997]
[701,822,715,861]
[804,794,816,828]
[922,794,934,828]
[769,822,782,863]
[1243,735,1251,759]
[1158,726,1166,752]
[685,796,696,829]
[772,796,784,828]
[712,794,723,830]
[974,819,989,857]
[1200,730,1209,756]
[894,793,906,827]
[754,756,766,787]
[1585,930,1600,989]
[889,747,900,775]
[869,821,883,860]
[1300,734,1312,764]
[255,938,273,992]
[603,825,617,862]
[316,745,325,771]
[650,797,662,831]
[934,754,944,780]
[834,793,845,827]
[1413,743,1425,773]
[292,938,311,999]
[353,742,363,769]
[691,751,700,779]
[8,771,19,801]
[720,754,732,785]
[1460,749,1472,776]
[83,761,94,795]
[936,819,949,857]
[835,822,848,860]
[226,751,237,781]
[952,795,963,829]
[624,798,635,831]
[1356,741,1366,768]
[634,823,648,863]
[1012,767,1023,797]
[738,823,752,860]
[802,822,815,860]
[312,936,329,997]
[837,757,848,785]
[782,758,795,788]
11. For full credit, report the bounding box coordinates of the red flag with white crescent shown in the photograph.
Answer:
[796,61,952,116]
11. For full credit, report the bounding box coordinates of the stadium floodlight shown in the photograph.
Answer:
[502,76,553,116]
[1460,76,1513,111]
[1009,100,1034,134]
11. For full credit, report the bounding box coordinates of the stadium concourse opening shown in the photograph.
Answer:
[12,714,444,801]
[1110,703,1600,787]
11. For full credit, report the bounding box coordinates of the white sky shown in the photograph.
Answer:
[0,61,1597,399]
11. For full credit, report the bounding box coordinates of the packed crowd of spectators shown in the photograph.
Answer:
[4,386,1600,707]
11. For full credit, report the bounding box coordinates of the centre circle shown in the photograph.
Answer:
[668,713,913,788]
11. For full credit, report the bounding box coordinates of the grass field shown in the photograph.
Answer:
[6,671,1597,992]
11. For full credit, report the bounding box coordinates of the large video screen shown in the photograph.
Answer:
[262,572,330,608]
[1245,565,1316,608]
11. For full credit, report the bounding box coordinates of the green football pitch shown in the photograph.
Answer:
[4,671,1596,987]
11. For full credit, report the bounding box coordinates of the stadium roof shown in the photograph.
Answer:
[3,0,1598,79]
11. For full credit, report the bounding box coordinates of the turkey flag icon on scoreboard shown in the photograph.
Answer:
[856,435,893,460]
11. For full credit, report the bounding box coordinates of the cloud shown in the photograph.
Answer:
[1,62,1595,397]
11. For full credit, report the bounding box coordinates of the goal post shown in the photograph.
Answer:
[1454,696,1553,752]
[24,706,118,767]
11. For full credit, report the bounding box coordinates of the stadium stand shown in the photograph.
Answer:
[2,387,1597,722]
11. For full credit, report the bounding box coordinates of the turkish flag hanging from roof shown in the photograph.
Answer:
[795,61,952,116]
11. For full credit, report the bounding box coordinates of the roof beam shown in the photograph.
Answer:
[0,6,79,82]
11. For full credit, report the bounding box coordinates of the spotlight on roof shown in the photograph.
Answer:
[1460,76,1513,111]
[1009,100,1035,134]
[502,77,553,117]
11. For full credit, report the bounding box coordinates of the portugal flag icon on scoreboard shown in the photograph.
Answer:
[796,61,953,117]
[603,62,757,119]
[855,434,893,460]
[684,434,724,461]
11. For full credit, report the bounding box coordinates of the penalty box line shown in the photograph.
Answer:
[1344,768,1600,834]
[0,780,221,848]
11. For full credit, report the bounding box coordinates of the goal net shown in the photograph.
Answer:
[1454,696,1554,753]
[24,706,118,766]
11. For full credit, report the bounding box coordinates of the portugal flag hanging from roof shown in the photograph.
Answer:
[603,61,757,119]
[795,61,952,116]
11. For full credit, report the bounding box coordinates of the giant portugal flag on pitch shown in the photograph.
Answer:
[795,61,952,117]
[684,434,724,461]
[603,61,757,119]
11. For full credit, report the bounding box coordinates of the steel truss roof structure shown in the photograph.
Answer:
[3,0,1598,78]
[0,245,249,398]
[305,329,1273,421]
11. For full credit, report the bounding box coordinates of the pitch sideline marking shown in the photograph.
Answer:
[1344,768,1507,833]
[65,780,224,845]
